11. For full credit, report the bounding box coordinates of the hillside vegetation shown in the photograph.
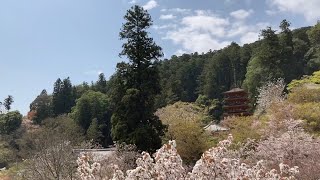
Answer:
[1,4,320,180]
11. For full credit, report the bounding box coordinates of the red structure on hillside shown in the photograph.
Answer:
[223,88,251,117]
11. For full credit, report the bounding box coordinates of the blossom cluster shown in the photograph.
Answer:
[77,134,298,180]
[77,154,101,180]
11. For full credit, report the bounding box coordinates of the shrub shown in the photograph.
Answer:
[287,70,320,90]
[288,86,320,103]
[156,102,213,164]
[0,141,14,168]
[221,115,262,145]
[0,111,22,135]
[293,102,320,132]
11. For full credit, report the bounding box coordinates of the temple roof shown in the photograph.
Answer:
[223,88,246,94]
[204,122,229,132]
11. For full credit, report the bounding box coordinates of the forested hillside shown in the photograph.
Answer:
[155,22,319,112]
[1,4,320,179]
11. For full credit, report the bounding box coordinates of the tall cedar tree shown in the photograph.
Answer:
[95,73,107,93]
[52,77,75,116]
[243,27,283,100]
[3,95,14,111]
[111,5,165,152]
[279,20,297,82]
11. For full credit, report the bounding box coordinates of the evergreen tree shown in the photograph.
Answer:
[87,118,103,144]
[3,95,13,111]
[304,22,320,74]
[243,27,283,99]
[95,73,107,93]
[226,42,241,87]
[52,77,75,116]
[52,78,63,116]
[279,19,297,82]
[111,5,165,152]
[61,77,74,112]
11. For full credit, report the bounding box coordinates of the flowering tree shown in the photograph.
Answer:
[77,135,298,180]
[249,102,320,180]
[255,78,286,115]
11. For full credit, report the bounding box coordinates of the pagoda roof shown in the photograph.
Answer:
[224,97,249,101]
[223,88,247,94]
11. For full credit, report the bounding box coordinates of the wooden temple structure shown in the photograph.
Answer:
[223,88,251,117]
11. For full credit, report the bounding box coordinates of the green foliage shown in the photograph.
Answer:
[0,111,22,135]
[95,73,108,93]
[287,70,320,90]
[243,26,284,100]
[307,21,320,46]
[86,118,103,143]
[0,141,15,168]
[3,95,14,111]
[152,20,318,118]
[221,116,262,145]
[73,82,91,99]
[288,86,320,103]
[29,89,53,124]
[42,115,85,144]
[156,102,213,164]
[304,46,320,74]
[71,90,112,146]
[195,94,219,119]
[52,77,75,116]
[293,102,320,132]
[111,5,165,152]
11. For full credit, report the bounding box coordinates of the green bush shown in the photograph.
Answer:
[156,102,214,164]
[293,103,320,132]
[221,116,262,145]
[287,70,320,90]
[288,86,320,103]
[0,141,15,168]
[0,111,22,135]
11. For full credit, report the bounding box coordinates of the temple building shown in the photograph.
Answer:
[223,88,251,117]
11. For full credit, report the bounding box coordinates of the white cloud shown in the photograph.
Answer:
[181,10,229,37]
[142,0,158,10]
[158,8,272,54]
[268,0,320,22]
[128,0,137,4]
[265,9,277,16]
[230,9,254,20]
[153,24,177,30]
[161,8,191,14]
[163,10,231,53]
[160,14,176,20]
[165,28,231,53]
[227,22,250,37]
[240,32,260,44]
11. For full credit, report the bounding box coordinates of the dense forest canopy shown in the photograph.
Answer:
[27,19,320,125]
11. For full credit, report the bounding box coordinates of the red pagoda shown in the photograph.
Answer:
[223,88,251,117]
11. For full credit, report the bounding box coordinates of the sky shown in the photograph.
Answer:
[0,0,319,115]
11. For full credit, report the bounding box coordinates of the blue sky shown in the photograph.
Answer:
[0,0,319,115]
